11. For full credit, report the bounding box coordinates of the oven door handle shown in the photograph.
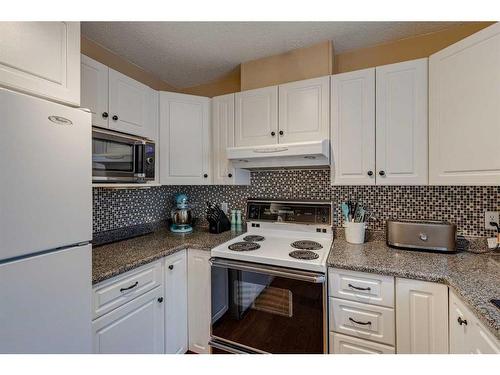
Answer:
[209,257,325,283]
[209,339,261,354]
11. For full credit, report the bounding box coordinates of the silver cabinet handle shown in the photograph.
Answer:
[210,257,325,283]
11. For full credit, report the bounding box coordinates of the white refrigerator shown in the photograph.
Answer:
[0,88,92,353]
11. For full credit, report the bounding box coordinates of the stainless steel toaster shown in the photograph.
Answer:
[386,220,457,252]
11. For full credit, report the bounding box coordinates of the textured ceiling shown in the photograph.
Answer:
[82,22,462,88]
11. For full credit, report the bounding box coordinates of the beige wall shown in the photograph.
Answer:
[181,67,241,97]
[81,22,495,97]
[240,41,333,91]
[334,22,494,74]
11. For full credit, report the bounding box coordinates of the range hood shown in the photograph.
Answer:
[227,139,330,169]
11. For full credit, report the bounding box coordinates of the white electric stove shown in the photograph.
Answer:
[212,200,333,272]
[210,199,333,354]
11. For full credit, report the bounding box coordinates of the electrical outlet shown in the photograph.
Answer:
[484,211,499,230]
[221,202,229,213]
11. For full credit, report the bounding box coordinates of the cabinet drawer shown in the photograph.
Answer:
[329,332,395,354]
[329,297,395,346]
[93,261,162,319]
[329,268,394,307]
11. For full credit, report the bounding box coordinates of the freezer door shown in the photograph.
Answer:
[0,244,92,353]
[0,88,91,260]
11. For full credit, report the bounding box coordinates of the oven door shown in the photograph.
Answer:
[210,258,327,354]
[92,128,142,182]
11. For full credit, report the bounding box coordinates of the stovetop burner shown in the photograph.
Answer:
[228,242,261,251]
[289,250,319,260]
[291,240,323,251]
[243,235,265,242]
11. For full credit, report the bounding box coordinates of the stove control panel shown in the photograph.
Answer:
[247,200,331,225]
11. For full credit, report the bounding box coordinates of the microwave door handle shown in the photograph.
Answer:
[134,143,145,177]
[209,257,325,283]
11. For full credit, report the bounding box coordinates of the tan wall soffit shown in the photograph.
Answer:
[333,22,495,74]
[240,41,333,91]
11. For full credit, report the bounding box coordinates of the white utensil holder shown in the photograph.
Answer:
[344,222,367,244]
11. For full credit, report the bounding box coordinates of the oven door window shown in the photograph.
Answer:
[211,265,325,354]
[92,138,134,172]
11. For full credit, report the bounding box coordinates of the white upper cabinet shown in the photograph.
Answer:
[331,58,429,186]
[331,68,376,185]
[81,55,109,128]
[449,290,500,354]
[235,86,278,147]
[108,69,151,138]
[429,23,500,185]
[212,94,250,185]
[278,76,330,143]
[0,22,80,106]
[81,56,158,140]
[160,92,211,185]
[396,278,449,354]
[376,58,428,185]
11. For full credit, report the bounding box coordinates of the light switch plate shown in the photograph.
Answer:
[485,211,499,230]
[221,202,229,213]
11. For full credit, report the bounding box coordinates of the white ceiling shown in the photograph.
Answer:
[82,22,462,88]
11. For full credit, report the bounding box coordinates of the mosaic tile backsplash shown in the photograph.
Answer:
[93,169,500,237]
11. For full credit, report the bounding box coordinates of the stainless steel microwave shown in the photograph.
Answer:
[92,127,155,183]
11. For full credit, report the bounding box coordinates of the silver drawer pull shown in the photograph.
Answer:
[348,283,371,291]
[120,281,138,292]
[349,317,372,325]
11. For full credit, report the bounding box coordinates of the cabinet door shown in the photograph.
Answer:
[212,94,250,185]
[108,68,151,137]
[187,249,211,354]
[235,86,278,147]
[0,22,80,106]
[429,23,500,185]
[92,287,165,354]
[331,68,375,185]
[278,76,330,143]
[329,333,395,354]
[81,54,109,128]
[376,59,428,185]
[449,290,500,354]
[396,278,448,353]
[160,92,211,185]
[165,250,188,354]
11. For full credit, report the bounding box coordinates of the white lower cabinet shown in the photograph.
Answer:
[164,250,188,354]
[330,333,395,354]
[328,269,395,354]
[330,297,395,346]
[449,290,500,354]
[92,287,165,354]
[187,249,212,353]
[395,278,448,354]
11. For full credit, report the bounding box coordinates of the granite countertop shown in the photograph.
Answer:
[92,226,245,285]
[327,238,500,340]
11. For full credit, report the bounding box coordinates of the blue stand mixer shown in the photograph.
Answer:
[170,194,193,234]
